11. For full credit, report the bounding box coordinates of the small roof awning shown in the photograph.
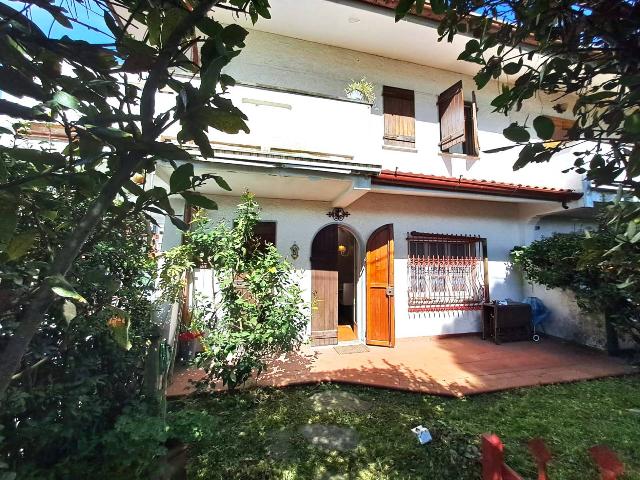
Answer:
[373,170,583,203]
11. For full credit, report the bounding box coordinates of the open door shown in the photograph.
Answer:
[310,225,339,346]
[366,224,395,347]
[310,270,338,346]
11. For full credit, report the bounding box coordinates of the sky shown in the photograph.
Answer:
[1,0,110,43]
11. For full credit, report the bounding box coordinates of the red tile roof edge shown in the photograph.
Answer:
[373,170,584,202]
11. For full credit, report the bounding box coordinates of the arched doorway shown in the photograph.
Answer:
[310,224,358,345]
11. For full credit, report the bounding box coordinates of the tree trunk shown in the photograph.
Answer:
[0,159,140,399]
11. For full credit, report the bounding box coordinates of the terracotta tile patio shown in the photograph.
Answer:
[167,335,637,398]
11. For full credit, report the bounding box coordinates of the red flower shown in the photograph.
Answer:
[179,331,202,342]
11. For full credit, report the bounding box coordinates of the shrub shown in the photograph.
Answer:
[512,228,639,349]
[161,193,308,389]
[0,206,162,478]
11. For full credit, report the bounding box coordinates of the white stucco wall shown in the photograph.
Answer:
[211,29,585,192]
[165,192,544,340]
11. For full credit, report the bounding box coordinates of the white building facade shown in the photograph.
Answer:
[154,0,606,348]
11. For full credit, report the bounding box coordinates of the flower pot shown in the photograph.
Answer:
[346,90,365,101]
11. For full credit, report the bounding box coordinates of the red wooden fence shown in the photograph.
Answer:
[481,434,624,480]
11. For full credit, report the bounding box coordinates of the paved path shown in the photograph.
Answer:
[168,335,636,398]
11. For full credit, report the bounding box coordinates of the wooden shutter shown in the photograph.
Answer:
[544,117,574,148]
[550,117,573,141]
[466,92,481,156]
[438,81,465,150]
[383,86,415,147]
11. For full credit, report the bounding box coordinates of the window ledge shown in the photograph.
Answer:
[382,144,418,153]
[438,152,480,161]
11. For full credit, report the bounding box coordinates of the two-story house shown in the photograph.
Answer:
[150,0,604,348]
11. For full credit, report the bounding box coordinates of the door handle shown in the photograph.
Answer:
[386,286,394,297]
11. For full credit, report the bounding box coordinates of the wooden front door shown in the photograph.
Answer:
[311,270,338,346]
[310,225,339,346]
[366,224,395,347]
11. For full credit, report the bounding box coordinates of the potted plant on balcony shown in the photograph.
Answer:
[345,77,375,103]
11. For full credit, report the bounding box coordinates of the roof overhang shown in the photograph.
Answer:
[373,170,583,204]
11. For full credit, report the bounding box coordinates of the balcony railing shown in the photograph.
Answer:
[205,83,377,167]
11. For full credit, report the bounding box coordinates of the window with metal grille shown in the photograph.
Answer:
[407,232,488,312]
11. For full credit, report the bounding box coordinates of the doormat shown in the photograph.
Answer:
[334,344,369,355]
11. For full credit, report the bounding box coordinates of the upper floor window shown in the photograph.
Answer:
[383,86,415,149]
[437,81,480,156]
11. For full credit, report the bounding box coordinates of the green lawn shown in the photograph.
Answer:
[169,376,640,480]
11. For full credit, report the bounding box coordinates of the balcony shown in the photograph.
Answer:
[206,83,380,171]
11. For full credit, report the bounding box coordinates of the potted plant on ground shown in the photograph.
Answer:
[345,76,375,103]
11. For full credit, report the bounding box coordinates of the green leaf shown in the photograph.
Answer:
[213,175,231,191]
[623,112,640,135]
[51,91,80,110]
[160,8,189,46]
[47,275,87,304]
[205,108,249,134]
[533,115,555,140]
[147,8,161,46]
[0,66,46,99]
[474,70,492,89]
[170,163,195,192]
[503,123,530,143]
[483,145,517,154]
[199,56,227,98]
[182,191,218,210]
[104,10,121,37]
[503,62,522,75]
[169,215,189,231]
[62,300,77,324]
[6,231,37,260]
[221,24,248,47]
[464,39,480,53]
[148,141,192,161]
[196,17,223,37]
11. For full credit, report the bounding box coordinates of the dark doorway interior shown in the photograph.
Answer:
[310,224,357,343]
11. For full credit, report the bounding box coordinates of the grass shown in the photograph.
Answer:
[169,376,640,480]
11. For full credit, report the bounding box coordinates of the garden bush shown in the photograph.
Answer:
[0,199,171,479]
[160,193,308,390]
[512,219,640,349]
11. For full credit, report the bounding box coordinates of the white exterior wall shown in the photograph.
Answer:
[153,27,603,343]
[213,29,584,192]
[169,193,538,339]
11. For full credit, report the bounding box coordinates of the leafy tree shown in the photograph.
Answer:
[159,194,308,390]
[0,194,163,478]
[394,1,639,190]
[0,0,271,398]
